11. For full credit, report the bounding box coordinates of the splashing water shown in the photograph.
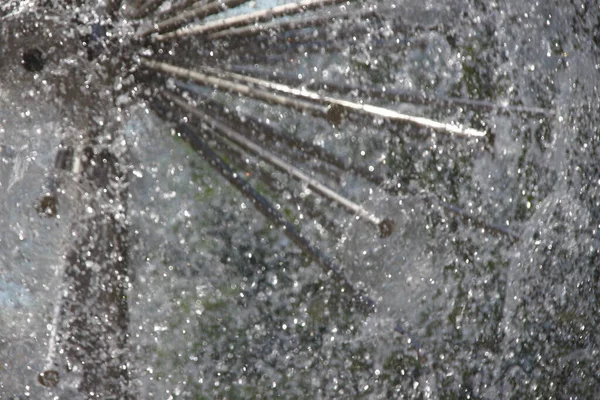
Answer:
[1,0,599,398]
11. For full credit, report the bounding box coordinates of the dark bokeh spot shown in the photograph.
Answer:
[379,218,395,238]
[326,104,345,126]
[36,194,58,218]
[22,48,45,72]
[38,369,59,387]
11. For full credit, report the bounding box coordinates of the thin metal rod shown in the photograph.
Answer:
[210,131,346,237]
[192,98,370,209]
[141,59,334,119]
[135,0,252,38]
[143,60,486,136]
[175,85,350,170]
[155,99,424,357]
[155,0,353,40]
[198,64,488,137]
[175,81,520,241]
[182,90,381,183]
[151,98,376,313]
[165,91,387,231]
[229,64,554,116]
[161,88,347,237]
[438,202,521,241]
[208,6,382,40]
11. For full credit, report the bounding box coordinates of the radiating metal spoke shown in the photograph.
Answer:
[152,98,424,360]
[207,129,346,237]
[150,97,377,313]
[175,89,384,183]
[135,0,252,38]
[207,5,385,40]
[229,64,555,116]
[172,81,521,241]
[154,0,353,40]
[202,63,488,137]
[162,88,348,237]
[164,91,390,234]
[142,60,487,136]
[142,59,336,119]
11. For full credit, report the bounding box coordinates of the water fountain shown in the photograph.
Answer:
[1,0,599,398]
